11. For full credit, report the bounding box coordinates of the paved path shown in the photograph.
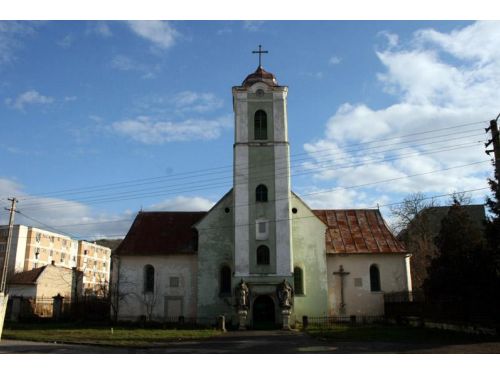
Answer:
[1,330,500,354]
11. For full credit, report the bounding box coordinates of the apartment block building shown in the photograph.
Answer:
[77,241,111,294]
[0,225,111,295]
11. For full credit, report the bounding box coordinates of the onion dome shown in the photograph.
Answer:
[242,65,278,87]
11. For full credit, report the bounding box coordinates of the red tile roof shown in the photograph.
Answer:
[9,266,47,284]
[313,209,406,254]
[115,211,207,256]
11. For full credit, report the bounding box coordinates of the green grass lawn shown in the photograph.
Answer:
[2,323,222,347]
[306,324,496,344]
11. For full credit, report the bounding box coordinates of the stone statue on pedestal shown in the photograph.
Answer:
[236,279,249,310]
[277,279,294,309]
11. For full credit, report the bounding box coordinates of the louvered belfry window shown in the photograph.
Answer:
[257,245,270,265]
[254,110,267,140]
[256,184,268,202]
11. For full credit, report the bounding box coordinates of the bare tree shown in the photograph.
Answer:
[390,192,436,234]
[447,190,472,206]
[107,256,134,323]
[134,281,160,322]
[390,192,438,290]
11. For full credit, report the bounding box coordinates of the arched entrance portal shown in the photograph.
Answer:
[252,295,276,329]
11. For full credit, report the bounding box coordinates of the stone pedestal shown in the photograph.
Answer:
[52,294,64,321]
[238,309,248,330]
[217,315,227,332]
[281,309,291,330]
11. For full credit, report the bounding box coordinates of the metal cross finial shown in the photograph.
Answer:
[252,44,268,67]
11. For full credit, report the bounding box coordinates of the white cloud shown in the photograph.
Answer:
[5,90,54,110]
[302,21,496,206]
[0,176,134,239]
[378,31,399,48]
[148,196,214,211]
[216,27,232,35]
[109,54,158,79]
[243,21,264,32]
[126,21,178,49]
[57,34,74,48]
[172,91,223,113]
[110,55,136,71]
[0,21,36,65]
[86,21,112,38]
[328,56,341,65]
[111,115,232,144]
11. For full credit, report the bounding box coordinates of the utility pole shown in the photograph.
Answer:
[0,198,18,294]
[485,116,500,181]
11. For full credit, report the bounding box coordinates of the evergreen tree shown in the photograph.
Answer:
[424,201,496,313]
[485,164,500,276]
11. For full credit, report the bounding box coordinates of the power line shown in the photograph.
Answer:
[15,161,491,231]
[9,186,490,240]
[18,141,486,211]
[3,119,487,201]
[16,211,81,239]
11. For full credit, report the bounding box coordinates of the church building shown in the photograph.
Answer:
[113,58,412,328]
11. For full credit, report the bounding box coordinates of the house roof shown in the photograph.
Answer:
[9,266,47,285]
[313,209,406,254]
[115,211,207,256]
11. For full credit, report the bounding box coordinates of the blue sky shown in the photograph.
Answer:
[0,20,498,239]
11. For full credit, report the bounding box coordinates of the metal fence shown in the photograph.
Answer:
[302,315,385,328]
[384,290,500,327]
[6,296,110,322]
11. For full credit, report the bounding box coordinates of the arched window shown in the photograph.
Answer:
[370,264,381,292]
[144,264,155,293]
[254,110,267,140]
[256,245,270,265]
[256,184,268,202]
[220,265,231,295]
[294,267,304,295]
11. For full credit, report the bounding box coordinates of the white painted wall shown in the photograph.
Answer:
[116,255,197,321]
[327,253,411,316]
[274,143,291,276]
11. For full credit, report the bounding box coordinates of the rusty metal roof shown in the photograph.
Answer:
[242,65,278,87]
[115,211,207,256]
[313,209,406,254]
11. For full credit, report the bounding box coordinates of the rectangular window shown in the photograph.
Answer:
[169,277,180,287]
[258,222,266,233]
[354,278,363,287]
[255,219,269,240]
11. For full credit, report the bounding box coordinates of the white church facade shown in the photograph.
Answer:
[113,62,412,328]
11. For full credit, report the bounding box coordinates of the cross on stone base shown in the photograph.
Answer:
[333,265,350,315]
